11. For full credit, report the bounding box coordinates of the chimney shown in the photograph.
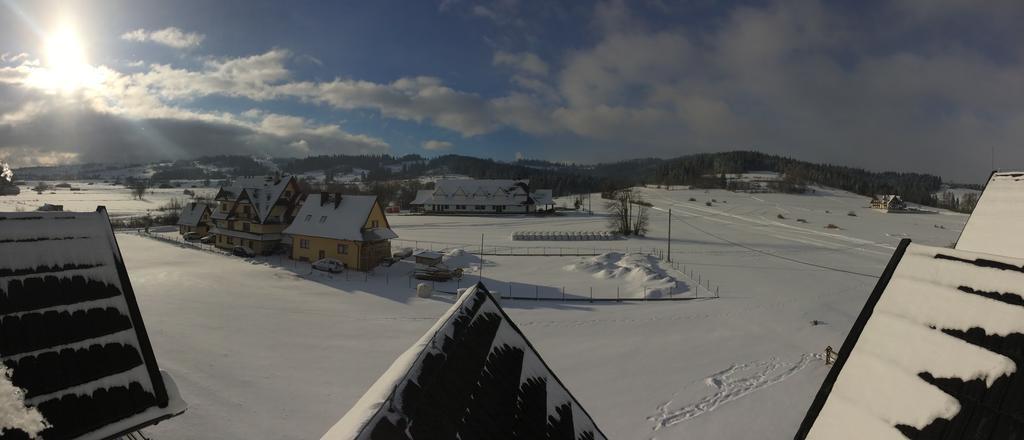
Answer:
[334,192,343,209]
[320,192,329,206]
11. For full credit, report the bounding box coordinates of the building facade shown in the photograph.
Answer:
[210,175,303,255]
[284,193,397,270]
[870,194,907,211]
[410,179,554,214]
[177,201,211,236]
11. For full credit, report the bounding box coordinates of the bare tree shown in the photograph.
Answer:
[605,189,650,236]
[131,181,149,200]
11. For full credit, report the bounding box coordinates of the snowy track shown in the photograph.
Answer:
[648,353,824,431]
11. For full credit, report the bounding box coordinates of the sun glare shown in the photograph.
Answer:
[30,24,105,93]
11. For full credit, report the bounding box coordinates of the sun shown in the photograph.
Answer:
[45,27,87,72]
[30,24,105,93]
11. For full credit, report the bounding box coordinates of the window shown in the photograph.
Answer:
[300,239,309,249]
[370,220,379,228]
[475,205,486,210]
[319,216,327,223]
[455,204,466,210]
[284,191,291,199]
[227,237,234,245]
[338,244,349,254]
[305,214,312,222]
[243,223,250,232]
[318,250,325,259]
[243,206,250,215]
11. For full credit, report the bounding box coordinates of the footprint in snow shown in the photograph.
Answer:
[647,352,824,431]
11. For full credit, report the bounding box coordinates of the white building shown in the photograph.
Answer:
[410,179,554,214]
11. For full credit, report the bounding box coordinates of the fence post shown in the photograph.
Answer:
[617,286,620,302]
[535,285,539,301]
[562,286,565,301]
[716,285,720,298]
[644,286,648,302]
[590,287,593,303]
[508,281,512,298]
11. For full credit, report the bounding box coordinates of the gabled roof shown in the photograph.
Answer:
[0,208,186,440]
[283,194,397,242]
[321,284,607,440]
[410,190,433,205]
[212,175,296,223]
[796,240,1024,439]
[176,202,210,227]
[955,171,1024,258]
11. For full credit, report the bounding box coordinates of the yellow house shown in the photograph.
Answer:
[283,193,397,270]
[210,175,303,255]
[177,201,211,236]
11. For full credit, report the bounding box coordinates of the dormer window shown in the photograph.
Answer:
[319,216,327,223]
[371,220,379,228]
[305,214,312,222]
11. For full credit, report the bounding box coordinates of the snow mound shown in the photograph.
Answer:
[0,366,48,439]
[439,248,481,272]
[564,252,677,298]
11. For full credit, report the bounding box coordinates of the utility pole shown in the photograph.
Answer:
[667,208,672,262]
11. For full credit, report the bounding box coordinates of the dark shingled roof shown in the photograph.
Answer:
[0,207,185,440]
[321,283,607,440]
[796,239,1024,440]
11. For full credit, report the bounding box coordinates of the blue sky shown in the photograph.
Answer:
[1,0,1022,182]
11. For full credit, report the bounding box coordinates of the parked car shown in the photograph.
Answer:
[183,232,201,241]
[231,246,256,257]
[200,234,216,244]
[312,258,345,273]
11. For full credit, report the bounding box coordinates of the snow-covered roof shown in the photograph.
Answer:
[212,175,296,223]
[321,283,607,440]
[0,208,186,439]
[176,202,210,227]
[797,240,1024,439]
[410,179,550,207]
[955,171,1024,258]
[283,194,396,242]
[410,189,433,205]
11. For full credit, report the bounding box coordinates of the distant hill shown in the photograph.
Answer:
[9,150,960,209]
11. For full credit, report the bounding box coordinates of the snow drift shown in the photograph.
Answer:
[564,252,678,298]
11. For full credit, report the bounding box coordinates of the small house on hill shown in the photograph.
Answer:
[410,179,554,214]
[870,194,907,211]
[320,284,607,440]
[0,208,186,439]
[177,201,211,236]
[283,193,397,270]
[954,171,1024,258]
[796,240,1024,439]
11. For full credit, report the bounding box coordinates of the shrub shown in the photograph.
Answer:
[777,214,786,219]
[796,218,808,223]
[847,211,857,216]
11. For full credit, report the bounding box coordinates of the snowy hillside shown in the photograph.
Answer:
[93,184,969,440]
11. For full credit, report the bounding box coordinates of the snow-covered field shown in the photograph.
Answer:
[0,181,217,219]
[10,184,967,439]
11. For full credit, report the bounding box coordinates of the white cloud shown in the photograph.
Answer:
[422,140,454,151]
[493,51,549,76]
[121,27,205,49]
